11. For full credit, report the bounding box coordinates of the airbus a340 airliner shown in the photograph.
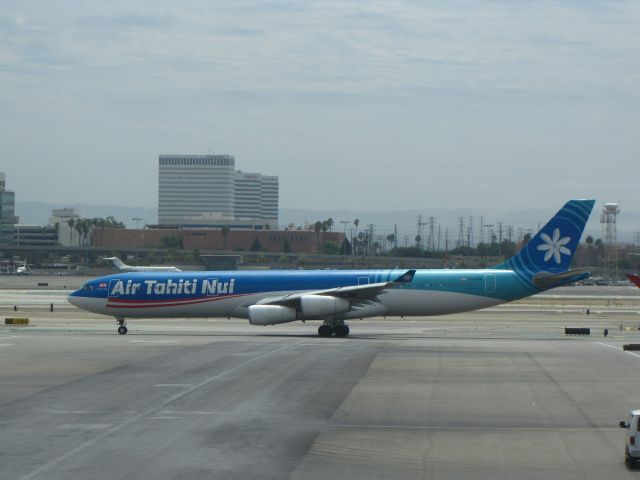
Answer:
[69,200,595,336]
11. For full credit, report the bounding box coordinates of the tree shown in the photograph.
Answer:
[250,236,263,252]
[386,233,396,252]
[66,218,75,246]
[340,238,352,255]
[353,218,360,245]
[161,235,183,249]
[325,218,334,232]
[314,221,323,250]
[221,225,230,250]
[322,241,340,255]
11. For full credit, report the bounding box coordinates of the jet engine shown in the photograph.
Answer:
[248,305,297,325]
[300,295,350,319]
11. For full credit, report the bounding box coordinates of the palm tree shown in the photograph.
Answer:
[221,225,230,250]
[66,218,75,246]
[314,221,323,251]
[585,235,594,267]
[386,233,396,252]
[326,218,334,232]
[353,218,359,251]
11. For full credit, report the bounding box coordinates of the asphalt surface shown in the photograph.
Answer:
[2,305,640,479]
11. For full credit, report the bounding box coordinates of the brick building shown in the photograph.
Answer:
[91,228,345,254]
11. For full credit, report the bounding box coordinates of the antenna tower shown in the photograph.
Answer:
[600,203,620,281]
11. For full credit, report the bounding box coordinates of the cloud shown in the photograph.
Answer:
[0,0,639,211]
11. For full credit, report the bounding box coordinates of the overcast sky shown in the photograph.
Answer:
[1,1,638,213]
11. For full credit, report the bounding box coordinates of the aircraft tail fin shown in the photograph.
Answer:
[495,200,595,277]
[105,257,127,270]
[628,274,640,288]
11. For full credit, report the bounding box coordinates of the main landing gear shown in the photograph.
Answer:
[116,316,128,335]
[318,321,350,337]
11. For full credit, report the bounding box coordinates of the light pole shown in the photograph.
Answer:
[132,217,143,259]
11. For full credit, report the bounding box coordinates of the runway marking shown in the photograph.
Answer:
[594,342,640,359]
[159,410,218,415]
[154,384,193,387]
[49,410,92,414]
[57,424,112,430]
[327,424,622,431]
[129,340,180,344]
[17,339,304,480]
[0,335,21,339]
[148,416,181,420]
[0,343,14,347]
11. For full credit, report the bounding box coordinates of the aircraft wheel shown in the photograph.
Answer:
[318,325,333,337]
[335,325,349,337]
[117,325,128,335]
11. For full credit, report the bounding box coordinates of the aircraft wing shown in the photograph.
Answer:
[255,269,416,307]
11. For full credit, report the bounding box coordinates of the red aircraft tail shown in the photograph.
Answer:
[628,274,640,288]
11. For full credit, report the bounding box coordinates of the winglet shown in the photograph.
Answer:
[394,269,416,283]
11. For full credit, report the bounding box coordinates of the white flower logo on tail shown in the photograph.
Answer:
[537,228,571,264]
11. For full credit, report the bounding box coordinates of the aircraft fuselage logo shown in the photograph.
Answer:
[109,278,235,297]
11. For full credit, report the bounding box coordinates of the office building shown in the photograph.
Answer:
[49,208,81,246]
[158,154,278,228]
[0,173,18,244]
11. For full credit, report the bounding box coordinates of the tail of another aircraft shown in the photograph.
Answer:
[495,200,595,287]
[105,257,127,270]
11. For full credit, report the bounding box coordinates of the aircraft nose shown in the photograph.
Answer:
[67,291,81,307]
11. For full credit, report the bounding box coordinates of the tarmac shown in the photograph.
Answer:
[1,281,640,479]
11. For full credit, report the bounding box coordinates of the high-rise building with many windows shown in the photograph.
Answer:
[0,172,18,244]
[158,154,278,228]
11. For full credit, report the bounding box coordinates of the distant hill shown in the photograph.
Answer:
[16,201,157,229]
[16,202,639,243]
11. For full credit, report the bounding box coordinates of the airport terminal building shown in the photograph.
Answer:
[158,154,278,229]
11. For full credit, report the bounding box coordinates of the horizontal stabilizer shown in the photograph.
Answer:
[532,268,592,289]
[394,269,416,283]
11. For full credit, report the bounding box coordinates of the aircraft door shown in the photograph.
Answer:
[484,273,496,293]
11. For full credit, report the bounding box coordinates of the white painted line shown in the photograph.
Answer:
[0,336,21,340]
[594,341,640,359]
[49,411,91,414]
[0,343,14,347]
[147,416,181,420]
[18,340,304,480]
[129,340,180,344]
[159,411,218,415]
[154,384,193,388]
[328,424,621,431]
[57,424,112,430]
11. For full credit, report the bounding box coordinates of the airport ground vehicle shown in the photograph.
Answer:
[620,411,640,466]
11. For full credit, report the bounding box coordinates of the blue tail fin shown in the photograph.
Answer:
[495,200,595,276]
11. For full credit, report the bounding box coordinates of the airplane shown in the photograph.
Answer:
[15,260,29,275]
[628,274,640,288]
[104,256,181,272]
[69,200,595,336]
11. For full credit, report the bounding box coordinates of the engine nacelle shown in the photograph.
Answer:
[248,305,297,325]
[300,295,350,319]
